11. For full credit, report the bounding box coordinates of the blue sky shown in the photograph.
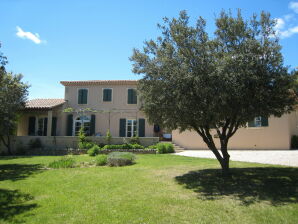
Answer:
[1,0,298,99]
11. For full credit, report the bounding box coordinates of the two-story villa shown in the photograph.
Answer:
[17,80,156,138]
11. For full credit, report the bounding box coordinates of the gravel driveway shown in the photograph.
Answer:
[175,150,298,167]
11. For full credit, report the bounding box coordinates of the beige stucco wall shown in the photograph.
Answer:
[61,83,154,137]
[173,112,295,150]
[17,106,64,136]
[17,83,155,137]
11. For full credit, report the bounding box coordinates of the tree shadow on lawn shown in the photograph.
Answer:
[175,167,298,206]
[0,163,43,181]
[0,156,33,160]
[0,188,37,223]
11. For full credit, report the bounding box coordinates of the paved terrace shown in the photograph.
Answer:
[175,150,298,167]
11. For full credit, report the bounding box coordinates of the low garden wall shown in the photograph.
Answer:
[0,136,159,154]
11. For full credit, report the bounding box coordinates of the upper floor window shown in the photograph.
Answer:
[248,116,268,127]
[127,89,137,104]
[78,89,88,104]
[103,88,112,102]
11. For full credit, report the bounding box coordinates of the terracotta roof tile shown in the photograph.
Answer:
[25,99,65,109]
[60,80,138,86]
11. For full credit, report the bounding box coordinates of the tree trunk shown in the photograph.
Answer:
[0,135,12,155]
[220,142,230,176]
[220,157,230,176]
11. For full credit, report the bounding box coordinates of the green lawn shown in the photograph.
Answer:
[0,154,297,224]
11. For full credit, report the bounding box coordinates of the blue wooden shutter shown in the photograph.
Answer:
[128,89,137,104]
[43,118,48,136]
[119,118,126,137]
[90,114,96,136]
[128,89,132,104]
[103,89,112,101]
[28,117,36,135]
[261,117,268,127]
[82,89,88,104]
[51,117,57,136]
[138,118,145,137]
[67,114,73,136]
[78,89,83,104]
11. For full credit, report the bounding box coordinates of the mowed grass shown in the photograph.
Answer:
[0,154,298,224]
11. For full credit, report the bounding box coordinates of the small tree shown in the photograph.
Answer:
[0,44,29,154]
[130,10,297,175]
[105,129,112,145]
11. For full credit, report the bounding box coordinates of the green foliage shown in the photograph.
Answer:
[95,154,108,166]
[103,144,144,150]
[78,126,87,144]
[48,156,76,168]
[130,10,297,172]
[107,152,136,166]
[78,141,94,150]
[105,129,112,144]
[28,138,42,149]
[0,46,29,154]
[291,135,298,149]
[87,145,101,156]
[156,143,174,154]
[128,136,140,144]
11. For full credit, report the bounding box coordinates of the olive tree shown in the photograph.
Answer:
[130,10,297,174]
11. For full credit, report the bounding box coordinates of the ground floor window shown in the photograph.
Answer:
[37,117,47,136]
[126,119,137,137]
[74,116,91,136]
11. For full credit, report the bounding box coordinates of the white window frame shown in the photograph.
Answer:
[126,119,137,137]
[73,115,91,136]
[77,88,89,105]
[254,116,262,127]
[102,88,113,102]
[37,117,47,136]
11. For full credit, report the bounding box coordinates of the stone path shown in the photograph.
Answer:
[175,150,298,167]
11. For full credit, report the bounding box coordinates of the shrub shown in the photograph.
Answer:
[95,154,107,166]
[107,152,136,166]
[87,145,101,156]
[105,129,112,144]
[291,135,298,149]
[48,156,76,168]
[128,136,140,144]
[79,142,95,150]
[156,143,174,154]
[28,138,42,149]
[103,144,144,150]
[165,143,174,153]
[130,144,145,149]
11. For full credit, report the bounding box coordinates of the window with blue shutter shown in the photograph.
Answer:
[119,118,126,137]
[127,89,137,104]
[138,118,145,137]
[78,89,88,104]
[28,117,36,135]
[248,116,269,127]
[103,89,112,102]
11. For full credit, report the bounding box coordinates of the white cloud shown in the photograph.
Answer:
[289,1,298,13]
[16,26,44,44]
[275,18,285,30]
[279,25,298,38]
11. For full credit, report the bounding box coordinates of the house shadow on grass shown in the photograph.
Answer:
[175,167,298,206]
[0,188,37,223]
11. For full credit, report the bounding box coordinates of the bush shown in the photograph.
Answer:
[105,129,112,144]
[87,145,101,156]
[48,156,76,168]
[28,138,42,149]
[103,144,144,150]
[291,135,298,149]
[95,154,107,166]
[128,136,140,144]
[107,152,136,166]
[156,143,174,154]
[79,142,95,150]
